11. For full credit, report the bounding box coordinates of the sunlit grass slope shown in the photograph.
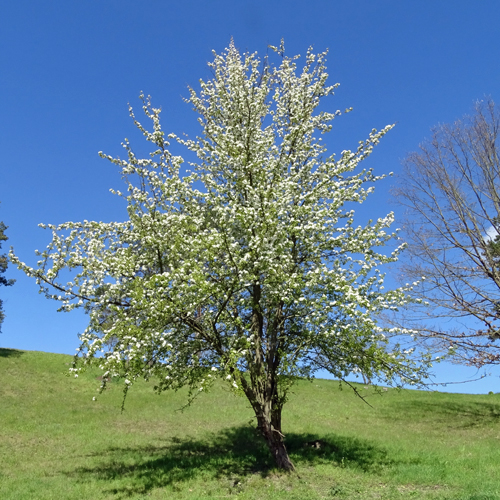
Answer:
[1,348,499,499]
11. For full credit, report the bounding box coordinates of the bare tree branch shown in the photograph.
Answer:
[394,99,500,368]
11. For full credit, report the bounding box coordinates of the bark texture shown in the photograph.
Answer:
[240,375,295,471]
[256,409,295,471]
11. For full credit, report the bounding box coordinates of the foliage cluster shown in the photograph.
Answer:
[11,41,430,469]
[0,211,15,331]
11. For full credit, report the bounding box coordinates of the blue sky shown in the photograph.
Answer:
[1,0,500,393]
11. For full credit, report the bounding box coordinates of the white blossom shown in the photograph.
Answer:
[10,40,431,470]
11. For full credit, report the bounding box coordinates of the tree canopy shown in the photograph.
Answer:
[11,41,429,470]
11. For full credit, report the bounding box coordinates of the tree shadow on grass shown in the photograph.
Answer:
[68,426,394,498]
[387,400,500,428]
[0,348,24,358]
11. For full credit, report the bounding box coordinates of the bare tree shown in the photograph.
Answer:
[394,99,500,368]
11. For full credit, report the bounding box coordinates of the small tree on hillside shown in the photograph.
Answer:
[11,41,429,471]
[0,210,15,332]
[394,100,500,369]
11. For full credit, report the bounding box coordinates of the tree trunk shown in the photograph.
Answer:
[256,409,295,471]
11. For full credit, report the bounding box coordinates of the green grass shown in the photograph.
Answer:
[1,348,500,499]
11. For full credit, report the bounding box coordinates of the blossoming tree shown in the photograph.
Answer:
[11,41,428,471]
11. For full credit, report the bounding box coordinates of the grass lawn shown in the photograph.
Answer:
[1,348,499,499]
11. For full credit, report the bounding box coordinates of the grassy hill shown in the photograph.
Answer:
[1,348,499,499]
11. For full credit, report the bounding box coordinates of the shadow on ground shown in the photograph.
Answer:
[68,426,393,497]
[0,348,24,358]
[387,399,500,428]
